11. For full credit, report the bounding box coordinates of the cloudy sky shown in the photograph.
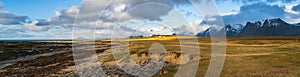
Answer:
[0,0,300,39]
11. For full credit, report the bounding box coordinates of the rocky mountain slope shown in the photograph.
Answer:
[197,18,300,37]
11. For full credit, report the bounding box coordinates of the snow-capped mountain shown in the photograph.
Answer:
[196,28,211,37]
[197,18,300,37]
[196,24,243,37]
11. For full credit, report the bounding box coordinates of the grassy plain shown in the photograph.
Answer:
[103,36,300,77]
[1,36,300,76]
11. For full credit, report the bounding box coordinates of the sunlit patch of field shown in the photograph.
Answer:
[202,37,300,77]
[100,36,300,77]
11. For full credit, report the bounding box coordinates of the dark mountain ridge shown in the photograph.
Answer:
[197,18,300,37]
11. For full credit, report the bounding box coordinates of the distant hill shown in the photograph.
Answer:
[197,18,300,37]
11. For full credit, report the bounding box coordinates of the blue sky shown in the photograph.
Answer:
[0,0,82,19]
[0,0,299,39]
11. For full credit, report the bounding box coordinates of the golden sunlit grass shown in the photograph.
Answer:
[100,36,300,77]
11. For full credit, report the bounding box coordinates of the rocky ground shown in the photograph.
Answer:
[0,41,184,77]
[0,41,72,62]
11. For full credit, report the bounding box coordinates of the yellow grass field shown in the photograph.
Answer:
[1,36,300,77]
[102,36,300,77]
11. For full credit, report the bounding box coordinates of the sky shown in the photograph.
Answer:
[0,0,82,19]
[0,0,300,39]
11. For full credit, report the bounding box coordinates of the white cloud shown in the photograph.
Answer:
[285,4,299,14]
[0,3,28,25]
[0,26,32,38]
[23,20,50,31]
[29,0,190,39]
[220,11,239,16]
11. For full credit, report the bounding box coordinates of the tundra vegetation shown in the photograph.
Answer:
[1,36,300,77]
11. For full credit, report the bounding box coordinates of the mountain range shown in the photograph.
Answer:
[197,18,300,37]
